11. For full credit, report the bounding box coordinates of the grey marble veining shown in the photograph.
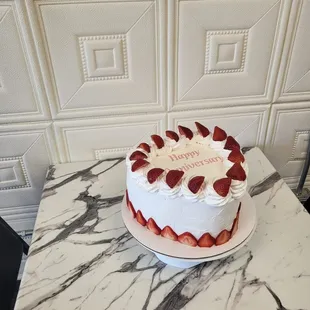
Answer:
[15,148,310,310]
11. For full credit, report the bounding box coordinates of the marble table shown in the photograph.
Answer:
[15,147,310,310]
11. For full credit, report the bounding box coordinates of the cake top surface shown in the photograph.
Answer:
[126,122,248,206]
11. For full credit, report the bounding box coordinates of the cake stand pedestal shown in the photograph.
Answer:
[122,193,256,268]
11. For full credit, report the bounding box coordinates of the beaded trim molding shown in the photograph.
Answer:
[0,156,31,191]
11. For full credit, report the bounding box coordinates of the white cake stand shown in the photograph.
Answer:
[122,193,257,268]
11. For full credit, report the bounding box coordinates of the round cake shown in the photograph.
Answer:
[125,122,248,247]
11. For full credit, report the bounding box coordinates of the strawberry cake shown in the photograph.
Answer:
[125,122,248,248]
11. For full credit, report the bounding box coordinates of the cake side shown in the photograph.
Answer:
[127,174,240,238]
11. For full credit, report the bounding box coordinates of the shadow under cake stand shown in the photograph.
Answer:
[122,193,256,268]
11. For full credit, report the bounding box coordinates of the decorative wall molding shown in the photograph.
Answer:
[26,0,166,119]
[79,34,129,81]
[265,102,310,183]
[0,1,51,123]
[0,122,58,211]
[205,29,248,75]
[0,204,38,232]
[0,156,30,190]
[168,0,291,110]
[54,114,166,162]
[274,2,310,102]
[95,147,130,160]
[291,130,310,161]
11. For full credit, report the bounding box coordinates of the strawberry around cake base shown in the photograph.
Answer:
[126,189,241,247]
[122,192,257,266]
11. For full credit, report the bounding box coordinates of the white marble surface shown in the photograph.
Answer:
[15,148,310,310]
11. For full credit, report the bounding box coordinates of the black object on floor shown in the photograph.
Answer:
[0,217,29,310]
[304,196,310,214]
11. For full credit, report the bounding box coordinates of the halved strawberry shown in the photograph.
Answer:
[178,125,193,140]
[215,230,231,246]
[188,176,205,194]
[224,136,240,151]
[131,159,149,172]
[129,150,148,161]
[161,226,178,241]
[178,232,197,247]
[125,190,130,209]
[151,135,164,149]
[213,178,231,197]
[166,170,184,188]
[213,126,227,141]
[136,210,147,226]
[228,150,245,164]
[146,218,161,235]
[198,233,215,248]
[195,122,210,137]
[128,201,136,218]
[226,163,246,181]
[147,168,165,184]
[231,203,241,237]
[138,142,151,153]
[166,130,179,142]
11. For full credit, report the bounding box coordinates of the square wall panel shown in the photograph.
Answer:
[275,2,310,102]
[168,105,270,149]
[0,2,50,123]
[264,102,310,187]
[54,114,166,163]
[28,0,166,119]
[168,0,290,110]
[0,122,58,209]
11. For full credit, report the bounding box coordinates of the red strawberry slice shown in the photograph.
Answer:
[147,168,165,184]
[224,136,240,151]
[146,218,161,235]
[226,163,246,181]
[178,125,193,140]
[151,135,164,149]
[228,150,245,164]
[231,202,241,237]
[198,233,215,248]
[178,232,197,247]
[166,170,184,188]
[188,176,205,194]
[128,201,136,218]
[138,143,151,153]
[215,230,231,246]
[213,126,227,141]
[125,190,130,209]
[131,159,149,172]
[136,210,147,226]
[161,226,178,241]
[129,150,148,161]
[195,122,210,137]
[213,178,231,197]
[166,130,179,142]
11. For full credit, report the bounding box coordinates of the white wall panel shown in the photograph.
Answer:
[0,1,50,123]
[275,1,310,102]
[168,0,290,110]
[168,105,270,149]
[265,102,310,188]
[26,0,166,119]
[54,114,166,163]
[0,122,58,231]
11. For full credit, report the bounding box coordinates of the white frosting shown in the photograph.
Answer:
[127,175,239,238]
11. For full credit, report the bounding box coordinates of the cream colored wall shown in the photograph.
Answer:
[0,0,309,232]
